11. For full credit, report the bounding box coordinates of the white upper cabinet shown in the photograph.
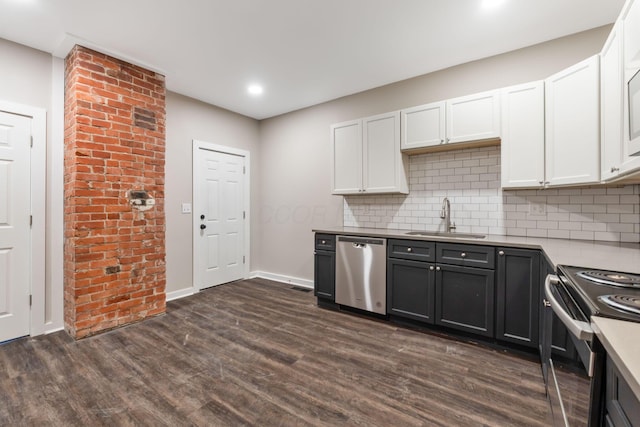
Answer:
[623,0,640,159]
[446,90,501,144]
[401,101,446,150]
[401,90,500,151]
[545,55,601,187]
[500,81,545,189]
[331,120,362,194]
[601,20,625,181]
[331,112,408,195]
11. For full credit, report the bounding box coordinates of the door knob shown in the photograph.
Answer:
[200,224,206,230]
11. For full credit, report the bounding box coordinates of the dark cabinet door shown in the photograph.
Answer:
[314,250,335,301]
[387,258,435,323]
[435,264,495,337]
[605,354,640,426]
[496,248,540,348]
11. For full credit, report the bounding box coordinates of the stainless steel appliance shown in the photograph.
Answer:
[543,265,640,426]
[335,236,386,315]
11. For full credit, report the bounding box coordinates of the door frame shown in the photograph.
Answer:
[0,100,46,337]
[192,140,250,290]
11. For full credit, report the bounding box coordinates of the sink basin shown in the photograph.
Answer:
[405,231,486,239]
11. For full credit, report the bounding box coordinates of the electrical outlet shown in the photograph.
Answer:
[529,202,546,216]
[181,203,192,214]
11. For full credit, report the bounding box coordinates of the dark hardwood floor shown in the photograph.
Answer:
[1,278,588,426]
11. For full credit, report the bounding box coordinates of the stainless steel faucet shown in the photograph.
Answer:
[440,197,456,232]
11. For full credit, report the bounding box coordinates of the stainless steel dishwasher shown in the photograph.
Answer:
[335,236,387,315]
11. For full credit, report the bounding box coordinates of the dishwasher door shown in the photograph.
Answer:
[335,236,387,314]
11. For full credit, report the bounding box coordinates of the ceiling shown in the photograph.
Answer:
[0,0,626,120]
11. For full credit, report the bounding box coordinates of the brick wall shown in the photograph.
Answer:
[344,146,640,242]
[64,45,166,339]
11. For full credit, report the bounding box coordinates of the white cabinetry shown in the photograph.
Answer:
[500,81,545,189]
[601,20,625,181]
[545,55,601,187]
[447,90,501,143]
[331,112,408,195]
[401,101,445,150]
[623,0,640,159]
[401,90,500,151]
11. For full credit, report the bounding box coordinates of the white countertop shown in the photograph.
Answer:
[592,316,640,400]
[313,226,640,274]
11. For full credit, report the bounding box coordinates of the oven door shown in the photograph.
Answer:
[544,274,598,426]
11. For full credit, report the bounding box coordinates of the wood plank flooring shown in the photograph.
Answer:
[0,278,589,426]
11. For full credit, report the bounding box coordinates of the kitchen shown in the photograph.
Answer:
[1,0,640,425]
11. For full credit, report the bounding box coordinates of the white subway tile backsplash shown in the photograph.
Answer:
[343,146,640,242]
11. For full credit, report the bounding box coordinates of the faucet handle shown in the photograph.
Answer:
[450,222,456,231]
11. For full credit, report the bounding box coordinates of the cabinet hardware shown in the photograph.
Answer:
[436,266,441,271]
[498,251,504,256]
[611,166,620,173]
[200,224,206,230]
[543,299,551,308]
[461,252,466,258]
[440,139,444,144]
[446,138,450,143]
[407,247,412,252]
[429,266,435,271]
[321,240,326,244]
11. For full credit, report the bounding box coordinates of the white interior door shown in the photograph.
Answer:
[0,111,31,342]
[194,147,246,289]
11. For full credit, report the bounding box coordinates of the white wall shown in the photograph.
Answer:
[165,92,260,296]
[256,26,613,282]
[0,38,64,332]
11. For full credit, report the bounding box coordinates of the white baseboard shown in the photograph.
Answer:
[250,271,314,289]
[166,287,197,301]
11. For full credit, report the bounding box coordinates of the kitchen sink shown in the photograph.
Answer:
[405,231,486,239]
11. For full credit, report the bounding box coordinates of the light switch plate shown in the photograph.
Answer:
[181,203,192,214]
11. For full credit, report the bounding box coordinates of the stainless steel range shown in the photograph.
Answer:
[543,265,640,426]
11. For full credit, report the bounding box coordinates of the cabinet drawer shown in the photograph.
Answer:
[436,243,495,268]
[388,239,435,262]
[315,234,336,251]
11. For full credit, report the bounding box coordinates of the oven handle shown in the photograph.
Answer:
[544,274,593,341]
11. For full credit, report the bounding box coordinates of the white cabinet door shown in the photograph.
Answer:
[363,111,407,194]
[401,101,446,150]
[545,55,601,187]
[601,20,625,181]
[624,0,640,69]
[331,120,362,194]
[623,0,640,159]
[500,81,545,189]
[446,90,501,144]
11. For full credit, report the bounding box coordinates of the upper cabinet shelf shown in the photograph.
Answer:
[400,90,501,153]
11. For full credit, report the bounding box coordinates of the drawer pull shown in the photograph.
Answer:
[407,247,412,252]
[430,266,435,271]
[436,266,441,271]
[321,240,326,244]
[498,251,504,256]
[461,252,466,258]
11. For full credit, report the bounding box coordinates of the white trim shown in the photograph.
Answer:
[250,271,314,290]
[166,287,197,302]
[0,100,47,337]
[45,57,65,334]
[44,326,64,335]
[192,140,251,290]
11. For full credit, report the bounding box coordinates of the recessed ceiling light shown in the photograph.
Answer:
[247,84,264,96]
[481,0,506,9]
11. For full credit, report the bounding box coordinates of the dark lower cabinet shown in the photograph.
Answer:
[314,233,335,301]
[605,354,640,426]
[435,264,495,337]
[387,258,435,323]
[496,248,540,348]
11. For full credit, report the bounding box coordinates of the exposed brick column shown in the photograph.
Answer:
[64,45,166,339]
